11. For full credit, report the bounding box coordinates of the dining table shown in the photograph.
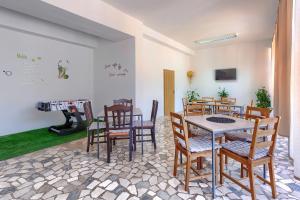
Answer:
[184,114,256,199]
[96,107,144,159]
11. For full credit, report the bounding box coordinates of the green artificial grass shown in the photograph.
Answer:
[0,128,87,161]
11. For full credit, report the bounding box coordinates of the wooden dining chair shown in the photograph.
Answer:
[220,116,281,200]
[170,112,219,191]
[104,104,134,163]
[83,101,106,152]
[133,100,158,149]
[224,106,270,143]
[224,106,271,176]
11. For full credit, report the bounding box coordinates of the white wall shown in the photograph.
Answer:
[0,9,102,135]
[135,37,191,118]
[94,38,135,114]
[191,41,272,106]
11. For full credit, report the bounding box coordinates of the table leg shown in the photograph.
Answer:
[141,115,144,155]
[138,116,141,140]
[211,132,216,199]
[97,117,100,159]
[240,106,244,118]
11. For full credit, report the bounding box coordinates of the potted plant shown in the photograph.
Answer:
[256,87,272,111]
[218,87,229,99]
[186,90,200,102]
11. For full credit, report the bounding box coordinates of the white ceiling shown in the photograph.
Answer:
[0,0,132,42]
[102,0,278,48]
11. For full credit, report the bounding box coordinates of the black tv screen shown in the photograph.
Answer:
[215,68,236,80]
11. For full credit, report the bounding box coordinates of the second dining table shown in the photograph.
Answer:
[96,107,144,159]
[184,114,256,199]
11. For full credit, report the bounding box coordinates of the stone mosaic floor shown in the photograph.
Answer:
[0,117,300,200]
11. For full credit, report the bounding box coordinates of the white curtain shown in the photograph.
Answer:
[273,0,293,137]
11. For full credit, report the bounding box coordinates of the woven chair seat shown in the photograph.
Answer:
[108,130,130,138]
[222,141,268,160]
[179,136,220,153]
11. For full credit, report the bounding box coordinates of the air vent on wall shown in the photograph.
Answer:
[194,33,238,46]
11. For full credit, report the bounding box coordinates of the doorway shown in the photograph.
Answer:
[163,69,175,116]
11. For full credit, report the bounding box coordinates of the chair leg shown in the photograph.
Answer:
[107,138,111,163]
[268,159,277,198]
[150,128,154,143]
[197,157,204,170]
[133,129,137,151]
[220,151,224,184]
[173,148,179,176]
[86,129,90,152]
[240,163,244,178]
[185,155,191,191]
[225,139,228,165]
[152,128,157,149]
[129,133,133,162]
[248,163,256,200]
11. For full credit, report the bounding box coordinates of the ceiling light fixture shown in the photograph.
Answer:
[194,33,238,45]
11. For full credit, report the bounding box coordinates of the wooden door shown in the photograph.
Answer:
[164,69,175,116]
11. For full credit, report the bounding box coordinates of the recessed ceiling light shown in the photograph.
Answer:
[194,33,238,45]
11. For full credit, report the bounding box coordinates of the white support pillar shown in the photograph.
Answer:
[292,0,300,178]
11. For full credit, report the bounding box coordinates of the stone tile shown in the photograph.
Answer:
[116,192,130,200]
[102,191,117,200]
[91,187,104,198]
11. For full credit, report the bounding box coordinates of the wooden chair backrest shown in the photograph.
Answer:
[221,97,236,104]
[83,101,94,125]
[215,101,233,112]
[249,117,281,159]
[245,106,270,121]
[104,104,133,131]
[113,99,133,107]
[150,100,159,124]
[182,98,188,115]
[202,96,214,101]
[170,112,189,150]
[186,103,205,116]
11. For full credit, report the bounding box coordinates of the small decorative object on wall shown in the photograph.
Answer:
[104,62,129,77]
[256,87,271,108]
[187,70,194,85]
[186,89,200,102]
[17,53,42,62]
[57,59,70,79]
[2,70,13,77]
[218,87,229,98]
[17,53,28,60]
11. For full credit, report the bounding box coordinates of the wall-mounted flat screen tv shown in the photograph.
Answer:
[215,68,237,80]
